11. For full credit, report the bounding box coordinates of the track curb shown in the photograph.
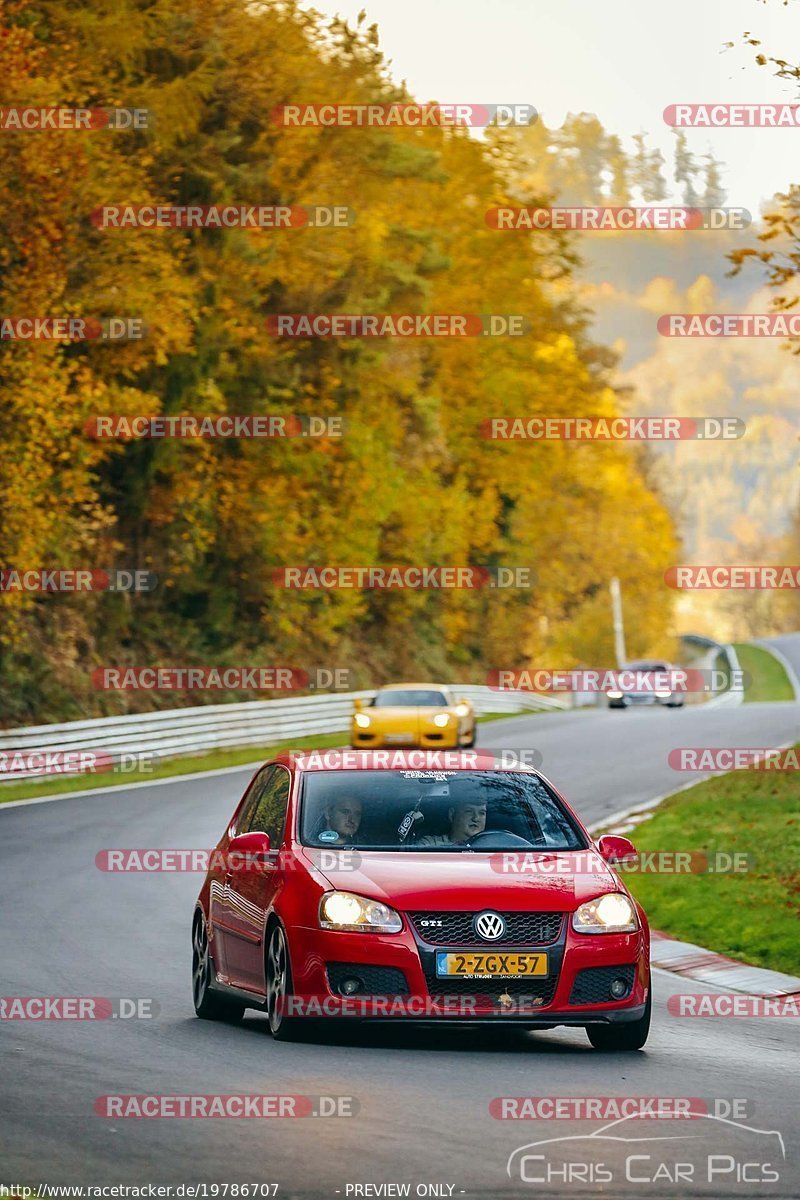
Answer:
[650,931,800,998]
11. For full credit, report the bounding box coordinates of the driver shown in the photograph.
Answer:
[318,797,363,845]
[417,800,487,846]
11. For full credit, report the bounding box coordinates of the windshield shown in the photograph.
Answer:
[299,770,587,852]
[372,689,449,707]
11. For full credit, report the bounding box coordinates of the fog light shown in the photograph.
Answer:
[340,977,362,996]
[610,977,629,998]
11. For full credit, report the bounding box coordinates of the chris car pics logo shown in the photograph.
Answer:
[506,1113,784,1187]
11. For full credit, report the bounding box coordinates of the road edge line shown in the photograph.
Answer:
[0,759,268,811]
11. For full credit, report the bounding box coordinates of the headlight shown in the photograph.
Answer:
[319,891,403,933]
[454,703,470,717]
[655,689,672,698]
[354,712,371,728]
[433,712,451,727]
[572,892,638,934]
[606,690,623,700]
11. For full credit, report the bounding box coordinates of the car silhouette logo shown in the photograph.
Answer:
[475,911,506,941]
[506,1112,786,1180]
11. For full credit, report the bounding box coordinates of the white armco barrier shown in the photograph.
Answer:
[0,685,567,782]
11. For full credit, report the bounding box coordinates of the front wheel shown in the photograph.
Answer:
[192,914,244,1022]
[266,923,302,1041]
[586,980,651,1051]
[461,725,476,748]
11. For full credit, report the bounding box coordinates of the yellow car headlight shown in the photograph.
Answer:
[319,891,403,933]
[354,712,371,728]
[572,892,638,934]
[433,712,451,727]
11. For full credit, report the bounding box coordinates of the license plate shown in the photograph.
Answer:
[435,951,548,978]
[384,732,413,743]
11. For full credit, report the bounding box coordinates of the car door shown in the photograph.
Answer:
[208,766,269,984]
[222,765,291,994]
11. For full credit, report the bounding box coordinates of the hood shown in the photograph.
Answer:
[302,848,620,910]
[367,705,446,721]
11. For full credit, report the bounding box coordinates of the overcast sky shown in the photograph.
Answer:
[305,0,800,217]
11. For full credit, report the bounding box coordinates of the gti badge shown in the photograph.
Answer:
[474,910,506,941]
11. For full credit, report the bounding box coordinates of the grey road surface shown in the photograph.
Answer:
[1,701,798,1198]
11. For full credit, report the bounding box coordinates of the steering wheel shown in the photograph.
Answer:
[463,829,535,849]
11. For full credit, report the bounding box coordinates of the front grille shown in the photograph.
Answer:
[326,962,409,997]
[409,911,564,946]
[423,972,558,1006]
[569,964,636,1005]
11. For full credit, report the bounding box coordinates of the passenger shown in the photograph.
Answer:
[417,800,487,846]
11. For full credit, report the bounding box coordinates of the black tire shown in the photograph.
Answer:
[192,913,245,1022]
[586,980,651,1051]
[266,923,302,1041]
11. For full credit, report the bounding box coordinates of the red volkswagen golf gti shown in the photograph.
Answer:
[192,750,651,1050]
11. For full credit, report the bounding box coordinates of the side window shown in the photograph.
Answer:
[234,767,272,835]
[246,767,291,846]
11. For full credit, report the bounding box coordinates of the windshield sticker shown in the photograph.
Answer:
[399,770,457,781]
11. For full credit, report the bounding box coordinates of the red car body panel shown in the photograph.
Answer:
[195,752,651,1024]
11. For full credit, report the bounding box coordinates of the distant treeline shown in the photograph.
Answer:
[0,1,678,724]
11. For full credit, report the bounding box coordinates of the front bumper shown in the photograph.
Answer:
[351,727,463,749]
[286,919,649,1023]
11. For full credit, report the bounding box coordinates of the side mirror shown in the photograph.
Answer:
[596,834,638,866]
[227,830,272,870]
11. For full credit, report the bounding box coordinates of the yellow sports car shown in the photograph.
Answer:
[350,683,476,750]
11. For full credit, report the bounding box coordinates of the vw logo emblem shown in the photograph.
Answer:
[474,910,506,941]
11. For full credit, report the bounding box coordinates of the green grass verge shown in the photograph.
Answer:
[624,757,800,975]
[0,732,346,805]
[474,709,547,725]
[734,642,795,703]
[0,710,535,805]
[713,649,731,691]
